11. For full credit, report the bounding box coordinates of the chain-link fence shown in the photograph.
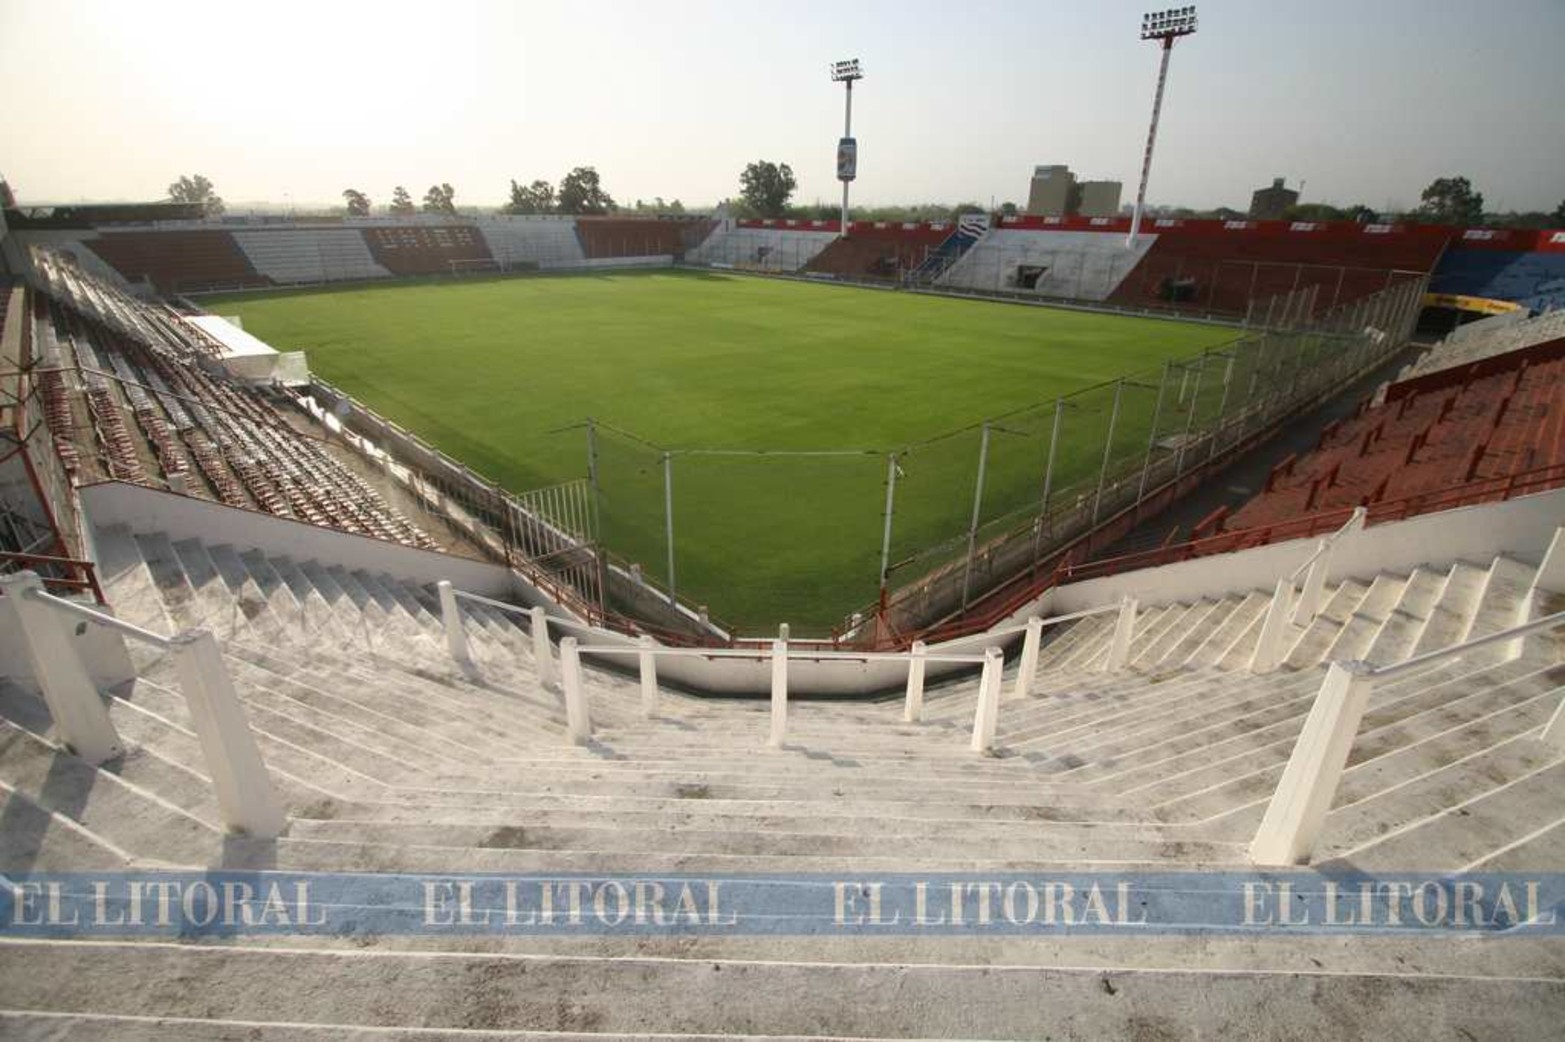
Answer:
[577,274,1428,636]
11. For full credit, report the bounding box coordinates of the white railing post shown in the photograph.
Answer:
[638,635,659,718]
[903,640,928,722]
[169,629,286,837]
[0,572,123,764]
[435,581,471,664]
[1292,540,1330,627]
[559,636,591,745]
[1250,660,1375,865]
[1250,577,1295,674]
[1011,616,1044,700]
[1105,596,1137,672]
[768,638,788,747]
[530,606,557,690]
[970,646,1003,753]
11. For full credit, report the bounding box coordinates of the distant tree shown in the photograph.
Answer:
[667,198,685,214]
[557,166,614,215]
[1344,204,1380,224]
[0,178,16,208]
[999,201,1019,218]
[422,183,457,216]
[167,174,224,216]
[506,179,555,214]
[1284,202,1347,222]
[738,160,797,218]
[342,188,371,217]
[1553,199,1565,224]
[388,186,415,216]
[1419,176,1484,226]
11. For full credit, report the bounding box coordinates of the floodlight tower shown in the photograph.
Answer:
[1126,7,1198,249]
[830,59,863,239]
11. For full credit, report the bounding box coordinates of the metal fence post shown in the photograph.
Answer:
[531,606,557,690]
[970,646,1003,753]
[1105,595,1138,671]
[1091,380,1125,524]
[877,452,899,596]
[436,581,471,664]
[662,451,677,605]
[0,573,123,764]
[960,423,992,610]
[169,629,286,837]
[1251,577,1295,674]
[638,636,659,718]
[1175,352,1207,477]
[904,640,927,722]
[1138,362,1171,500]
[1011,616,1044,700]
[1250,661,1375,865]
[559,636,592,745]
[769,638,788,747]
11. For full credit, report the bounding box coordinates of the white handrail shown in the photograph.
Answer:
[1251,608,1565,866]
[2,571,285,837]
[983,601,1121,641]
[1288,506,1366,583]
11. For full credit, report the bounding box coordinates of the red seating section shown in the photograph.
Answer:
[575,218,711,259]
[805,224,952,279]
[362,226,493,276]
[1224,337,1565,531]
[1108,226,1450,316]
[85,231,271,294]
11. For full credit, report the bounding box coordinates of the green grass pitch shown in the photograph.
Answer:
[205,270,1239,632]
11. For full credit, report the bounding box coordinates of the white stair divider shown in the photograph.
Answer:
[435,581,470,664]
[1250,578,1296,674]
[0,573,124,764]
[903,640,928,722]
[638,635,659,718]
[1250,660,1376,865]
[970,646,1004,753]
[1105,596,1138,671]
[169,630,288,837]
[1011,616,1044,699]
[531,606,557,690]
[768,639,788,748]
[559,636,592,745]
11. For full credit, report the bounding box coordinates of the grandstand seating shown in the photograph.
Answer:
[939,228,1157,300]
[83,230,271,293]
[686,220,836,270]
[1224,336,1565,532]
[1107,224,1451,317]
[27,248,438,550]
[574,217,711,259]
[1431,248,1565,314]
[476,214,588,268]
[361,224,494,276]
[232,227,390,284]
[1399,308,1565,380]
[805,222,952,280]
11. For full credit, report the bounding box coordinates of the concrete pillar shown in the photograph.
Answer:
[1105,596,1138,672]
[638,635,659,718]
[170,630,286,837]
[1250,661,1375,865]
[1291,541,1330,627]
[0,573,123,764]
[903,640,927,722]
[1011,616,1044,700]
[436,581,471,665]
[970,647,1003,753]
[1251,578,1295,674]
[559,637,591,745]
[531,606,556,690]
[768,639,788,748]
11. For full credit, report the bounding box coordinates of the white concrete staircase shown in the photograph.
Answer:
[1,524,1562,1039]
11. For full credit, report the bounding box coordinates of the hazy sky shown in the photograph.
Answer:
[2,0,1562,213]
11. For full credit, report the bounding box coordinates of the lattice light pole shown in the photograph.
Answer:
[830,59,863,239]
[1126,7,1198,249]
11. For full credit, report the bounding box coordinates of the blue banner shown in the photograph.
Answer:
[2,871,1560,938]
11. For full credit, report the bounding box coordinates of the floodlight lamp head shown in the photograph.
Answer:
[1140,5,1197,40]
[830,58,864,82]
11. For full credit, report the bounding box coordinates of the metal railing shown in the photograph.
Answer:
[0,570,285,837]
[1250,607,1565,867]
[0,550,105,603]
[1249,508,1367,673]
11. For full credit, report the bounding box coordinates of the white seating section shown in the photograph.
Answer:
[233,228,390,284]
[475,215,588,269]
[937,229,1159,301]
[1400,308,1565,380]
[687,223,838,271]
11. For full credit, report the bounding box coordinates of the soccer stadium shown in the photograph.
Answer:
[1,1,1563,1037]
